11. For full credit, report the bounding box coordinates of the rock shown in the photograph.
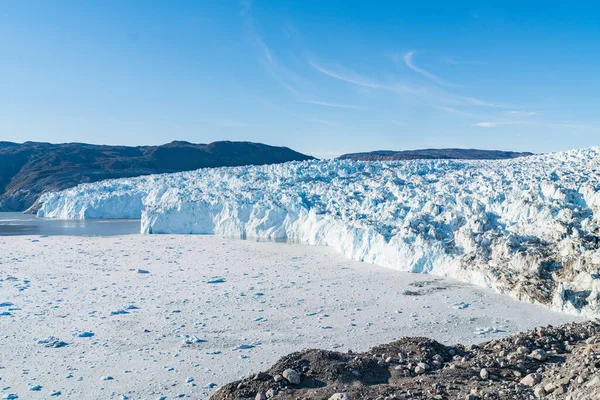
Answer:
[530,349,547,361]
[414,365,426,375]
[417,362,429,371]
[253,372,268,381]
[517,346,530,355]
[282,368,301,385]
[544,383,556,393]
[536,327,546,338]
[273,374,283,382]
[255,393,266,400]
[265,388,277,398]
[534,386,546,398]
[586,376,600,387]
[137,269,150,274]
[101,376,114,381]
[329,394,352,400]
[480,368,489,380]
[520,373,542,387]
[555,384,567,394]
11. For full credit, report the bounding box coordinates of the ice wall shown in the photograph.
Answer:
[37,148,600,315]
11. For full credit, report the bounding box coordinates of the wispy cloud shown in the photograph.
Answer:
[472,121,533,128]
[308,60,383,89]
[473,122,503,127]
[241,0,308,97]
[308,118,338,126]
[240,0,252,17]
[303,100,368,110]
[507,110,537,116]
[310,59,505,110]
[403,51,456,87]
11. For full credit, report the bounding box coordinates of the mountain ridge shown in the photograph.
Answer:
[338,148,533,161]
[0,140,313,212]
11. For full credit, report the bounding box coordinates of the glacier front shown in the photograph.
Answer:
[37,148,600,315]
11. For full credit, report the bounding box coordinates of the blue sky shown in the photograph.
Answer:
[1,1,599,157]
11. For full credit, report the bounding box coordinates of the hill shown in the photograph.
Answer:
[0,140,313,212]
[338,148,533,161]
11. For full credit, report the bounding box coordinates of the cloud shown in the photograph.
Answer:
[241,0,308,97]
[507,110,537,116]
[473,122,502,127]
[308,118,338,126]
[308,60,383,89]
[310,59,506,110]
[472,121,534,128]
[403,51,456,87]
[303,100,368,110]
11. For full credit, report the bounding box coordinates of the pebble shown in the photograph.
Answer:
[520,373,542,387]
[534,386,546,398]
[282,368,301,385]
[530,349,547,361]
[329,394,352,400]
[414,365,426,375]
[479,368,489,380]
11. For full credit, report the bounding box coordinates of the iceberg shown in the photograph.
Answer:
[37,148,600,315]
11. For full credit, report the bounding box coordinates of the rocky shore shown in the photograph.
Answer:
[211,321,600,400]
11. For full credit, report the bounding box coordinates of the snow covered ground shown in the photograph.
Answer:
[0,235,579,400]
[37,148,600,316]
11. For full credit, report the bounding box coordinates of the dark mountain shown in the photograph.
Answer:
[338,148,533,161]
[0,141,313,212]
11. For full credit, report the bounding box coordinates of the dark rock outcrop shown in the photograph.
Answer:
[0,140,313,212]
[211,320,600,400]
[338,148,533,161]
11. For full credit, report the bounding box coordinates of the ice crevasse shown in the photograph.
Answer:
[38,147,600,315]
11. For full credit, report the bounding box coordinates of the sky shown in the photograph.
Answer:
[1,1,599,158]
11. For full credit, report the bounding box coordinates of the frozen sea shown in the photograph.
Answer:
[0,212,139,236]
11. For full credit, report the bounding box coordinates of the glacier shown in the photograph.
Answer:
[37,148,600,316]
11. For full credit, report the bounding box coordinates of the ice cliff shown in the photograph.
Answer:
[37,148,600,315]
